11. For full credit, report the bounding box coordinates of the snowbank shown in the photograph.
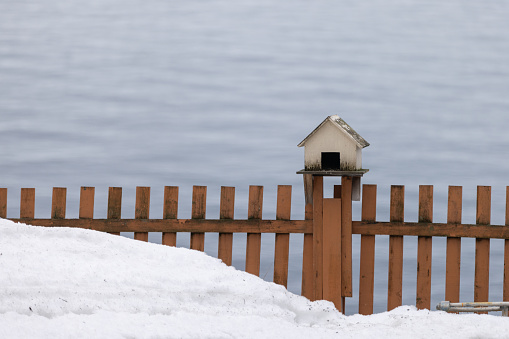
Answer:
[0,218,508,338]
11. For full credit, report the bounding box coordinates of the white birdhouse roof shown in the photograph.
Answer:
[297,115,370,148]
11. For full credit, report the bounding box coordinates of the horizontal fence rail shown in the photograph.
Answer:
[352,222,509,239]
[7,218,312,234]
[6,218,509,239]
[1,184,509,316]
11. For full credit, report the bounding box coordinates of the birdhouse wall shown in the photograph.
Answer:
[303,121,362,171]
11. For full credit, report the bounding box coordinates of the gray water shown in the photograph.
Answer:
[1,0,509,315]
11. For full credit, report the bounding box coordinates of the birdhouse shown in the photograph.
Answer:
[297,115,370,201]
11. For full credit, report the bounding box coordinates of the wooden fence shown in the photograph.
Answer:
[1,182,509,315]
[0,185,315,300]
[353,184,509,314]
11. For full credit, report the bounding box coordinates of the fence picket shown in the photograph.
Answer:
[79,187,95,219]
[190,186,206,251]
[52,187,66,219]
[323,198,342,311]
[301,203,314,300]
[108,187,122,235]
[20,188,35,219]
[475,186,491,304]
[218,186,235,265]
[0,188,6,218]
[274,185,292,287]
[163,186,179,246]
[246,186,263,276]
[505,186,509,302]
[417,185,433,310]
[313,176,324,301]
[341,177,353,299]
[388,185,404,311]
[359,184,377,315]
[334,185,351,313]
[446,186,462,303]
[134,187,150,242]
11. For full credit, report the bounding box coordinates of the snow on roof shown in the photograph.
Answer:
[298,115,370,148]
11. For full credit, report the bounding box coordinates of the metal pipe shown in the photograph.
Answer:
[436,301,509,316]
[447,307,501,312]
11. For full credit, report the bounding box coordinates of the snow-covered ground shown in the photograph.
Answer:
[1,219,508,338]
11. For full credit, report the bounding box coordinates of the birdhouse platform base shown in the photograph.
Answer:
[296,169,369,177]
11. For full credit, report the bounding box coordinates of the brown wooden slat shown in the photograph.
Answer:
[79,187,95,219]
[352,222,509,238]
[341,177,353,298]
[301,203,314,299]
[388,185,404,311]
[333,184,345,312]
[246,186,263,276]
[108,187,122,235]
[368,221,497,237]
[313,176,324,301]
[162,186,179,246]
[416,185,433,310]
[0,187,7,218]
[0,188,6,218]
[190,186,206,251]
[322,198,342,311]
[12,216,509,238]
[359,184,377,315]
[20,188,35,219]
[446,186,462,303]
[108,188,122,219]
[218,186,235,265]
[505,186,509,302]
[303,173,313,205]
[274,185,291,287]
[52,187,67,219]
[475,186,491,303]
[10,218,311,233]
[134,187,150,242]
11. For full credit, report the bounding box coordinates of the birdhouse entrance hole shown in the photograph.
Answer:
[321,152,341,170]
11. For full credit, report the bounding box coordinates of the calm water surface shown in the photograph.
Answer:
[1,0,509,314]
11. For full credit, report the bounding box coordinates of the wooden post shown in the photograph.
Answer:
[475,186,491,304]
[388,185,404,311]
[191,186,206,251]
[134,187,150,242]
[312,176,324,300]
[322,198,342,311]
[359,184,377,315]
[246,186,263,276]
[303,173,313,206]
[218,186,235,265]
[20,188,35,219]
[52,187,67,219]
[341,176,353,298]
[108,187,122,235]
[301,202,314,300]
[333,184,345,311]
[79,187,95,219]
[163,186,179,246]
[416,185,433,310]
[446,186,462,303]
[0,188,6,218]
[274,185,292,287]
